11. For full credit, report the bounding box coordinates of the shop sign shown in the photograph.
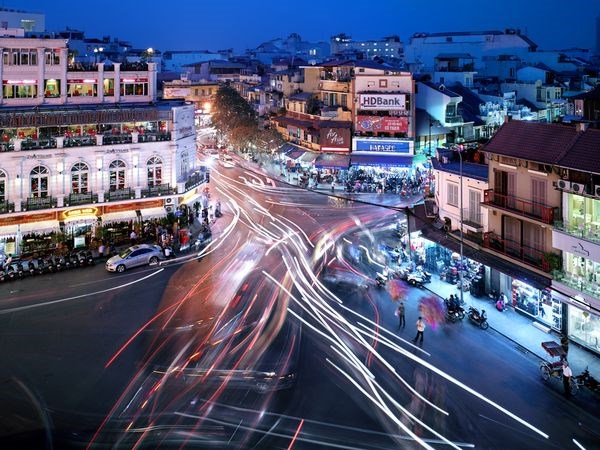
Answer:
[355,116,409,133]
[0,211,56,226]
[353,138,411,154]
[62,207,99,220]
[103,199,163,214]
[320,127,350,152]
[552,230,600,262]
[358,94,406,111]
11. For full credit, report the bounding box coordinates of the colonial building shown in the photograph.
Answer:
[0,36,201,256]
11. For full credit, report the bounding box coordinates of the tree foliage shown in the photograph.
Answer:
[211,84,257,136]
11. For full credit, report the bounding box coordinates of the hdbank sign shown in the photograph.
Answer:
[359,94,406,111]
[353,138,413,154]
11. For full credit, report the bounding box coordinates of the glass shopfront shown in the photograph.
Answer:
[511,279,558,329]
[568,307,600,353]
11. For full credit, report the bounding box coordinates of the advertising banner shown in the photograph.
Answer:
[353,138,412,154]
[355,116,409,133]
[320,127,350,152]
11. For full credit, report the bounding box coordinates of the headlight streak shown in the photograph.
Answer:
[358,244,380,266]
[274,214,315,249]
[326,357,437,450]
[327,345,462,450]
[573,438,587,450]
[266,247,550,445]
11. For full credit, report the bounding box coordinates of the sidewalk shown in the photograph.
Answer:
[422,274,600,381]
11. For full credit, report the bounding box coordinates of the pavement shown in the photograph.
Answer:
[248,154,600,386]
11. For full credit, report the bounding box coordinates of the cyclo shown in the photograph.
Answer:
[539,341,578,394]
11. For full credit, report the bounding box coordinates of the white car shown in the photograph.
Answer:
[219,155,234,168]
[105,244,164,273]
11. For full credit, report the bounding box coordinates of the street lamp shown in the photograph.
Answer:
[456,144,465,306]
[93,47,104,63]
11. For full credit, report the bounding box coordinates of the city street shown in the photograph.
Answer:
[0,158,599,449]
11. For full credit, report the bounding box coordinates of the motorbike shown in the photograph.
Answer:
[574,366,600,394]
[467,306,489,330]
[444,297,465,322]
[375,272,387,288]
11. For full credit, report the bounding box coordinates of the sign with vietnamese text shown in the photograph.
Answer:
[353,138,412,154]
[355,116,409,133]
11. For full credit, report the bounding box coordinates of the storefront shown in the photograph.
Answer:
[552,289,600,355]
[60,207,101,250]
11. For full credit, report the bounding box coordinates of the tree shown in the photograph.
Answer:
[211,84,257,136]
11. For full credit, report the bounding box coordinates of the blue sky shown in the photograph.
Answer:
[17,0,599,53]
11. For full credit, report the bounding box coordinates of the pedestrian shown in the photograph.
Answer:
[98,241,105,258]
[562,359,573,398]
[130,229,137,246]
[413,316,425,344]
[396,301,406,329]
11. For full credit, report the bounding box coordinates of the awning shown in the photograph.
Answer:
[284,145,306,160]
[350,154,414,167]
[140,206,167,220]
[314,153,350,169]
[101,210,139,226]
[299,151,319,163]
[18,220,61,234]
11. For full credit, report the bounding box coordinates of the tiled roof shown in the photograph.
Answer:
[570,84,600,100]
[556,128,600,174]
[431,158,488,181]
[482,120,578,164]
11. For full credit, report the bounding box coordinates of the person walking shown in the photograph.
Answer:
[562,359,573,398]
[413,316,426,344]
[396,301,406,329]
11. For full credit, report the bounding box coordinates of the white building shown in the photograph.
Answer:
[0,36,201,256]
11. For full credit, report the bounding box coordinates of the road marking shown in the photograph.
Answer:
[0,269,164,315]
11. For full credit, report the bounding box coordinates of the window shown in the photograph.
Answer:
[3,81,38,98]
[67,81,97,97]
[179,152,190,180]
[30,166,49,198]
[340,93,347,108]
[44,79,61,98]
[379,79,388,88]
[3,48,38,66]
[447,182,459,206]
[120,79,148,96]
[146,156,162,187]
[45,49,60,65]
[71,162,89,194]
[103,78,115,96]
[108,160,126,191]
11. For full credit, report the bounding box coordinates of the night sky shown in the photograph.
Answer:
[17,0,599,53]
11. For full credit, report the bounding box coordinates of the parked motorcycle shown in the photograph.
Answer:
[467,306,489,330]
[575,367,600,394]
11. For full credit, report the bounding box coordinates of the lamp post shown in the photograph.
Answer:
[457,144,465,306]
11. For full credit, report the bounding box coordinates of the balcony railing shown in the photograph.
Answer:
[185,172,208,191]
[22,196,57,211]
[461,208,483,229]
[141,183,175,198]
[137,132,171,143]
[105,188,134,202]
[103,134,132,145]
[482,231,554,273]
[554,220,600,243]
[20,138,58,151]
[64,136,97,148]
[482,189,558,225]
[66,192,99,206]
[552,270,600,299]
[444,116,463,124]
[0,201,14,214]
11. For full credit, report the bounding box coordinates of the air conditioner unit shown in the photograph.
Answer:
[165,205,174,213]
[571,183,583,194]
[594,185,600,197]
[557,180,571,190]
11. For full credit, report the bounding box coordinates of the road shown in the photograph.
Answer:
[0,157,598,449]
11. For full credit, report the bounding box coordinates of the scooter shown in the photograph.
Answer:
[574,367,600,394]
[375,272,387,288]
[467,306,489,330]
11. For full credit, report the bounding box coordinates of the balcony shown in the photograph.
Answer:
[20,137,58,151]
[444,116,464,124]
[482,231,556,273]
[552,270,600,299]
[553,219,600,244]
[103,133,132,145]
[0,201,14,214]
[64,136,97,148]
[23,196,57,211]
[482,189,558,225]
[141,183,175,198]
[137,132,171,143]
[105,188,134,202]
[185,172,208,191]
[66,192,99,206]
